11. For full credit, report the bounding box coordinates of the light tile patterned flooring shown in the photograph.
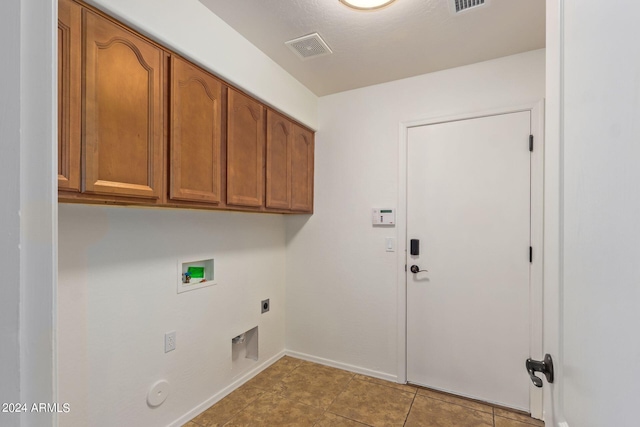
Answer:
[186,356,544,427]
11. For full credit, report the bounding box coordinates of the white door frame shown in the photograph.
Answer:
[544,1,566,426]
[396,101,545,418]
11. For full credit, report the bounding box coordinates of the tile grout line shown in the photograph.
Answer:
[328,372,356,406]
[260,358,369,426]
[321,373,378,426]
[402,391,418,427]
[222,391,331,427]
[276,359,360,426]
[494,414,544,427]
[217,357,305,427]
[493,406,544,426]
[329,375,416,427]
[266,361,359,426]
[216,389,269,427]
[415,390,493,415]
[359,376,419,395]
[321,372,356,422]
[322,411,375,427]
[270,358,306,389]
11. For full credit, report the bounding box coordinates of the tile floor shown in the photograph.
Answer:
[186,356,544,427]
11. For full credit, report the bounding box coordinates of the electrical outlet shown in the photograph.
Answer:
[165,331,176,353]
[261,299,270,314]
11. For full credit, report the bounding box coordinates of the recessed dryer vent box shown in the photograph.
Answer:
[231,326,258,377]
[177,257,215,294]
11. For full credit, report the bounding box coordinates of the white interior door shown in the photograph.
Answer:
[406,111,534,410]
[544,2,640,426]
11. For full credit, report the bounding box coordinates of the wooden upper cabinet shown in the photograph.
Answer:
[266,109,315,213]
[266,110,292,210]
[82,10,164,199]
[291,124,314,212]
[169,56,223,204]
[57,1,313,214]
[226,88,265,207]
[58,0,81,191]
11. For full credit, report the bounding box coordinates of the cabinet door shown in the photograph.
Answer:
[291,124,314,212]
[266,110,292,209]
[58,0,81,191]
[227,89,264,207]
[169,56,223,203]
[83,10,163,199]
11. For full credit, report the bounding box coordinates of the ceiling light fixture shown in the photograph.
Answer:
[339,0,397,11]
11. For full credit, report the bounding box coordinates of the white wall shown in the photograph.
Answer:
[0,2,22,425]
[0,1,57,426]
[86,0,318,129]
[285,49,545,378]
[20,0,58,424]
[558,2,640,426]
[58,205,287,426]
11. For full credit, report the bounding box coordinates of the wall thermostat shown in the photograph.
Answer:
[372,208,395,226]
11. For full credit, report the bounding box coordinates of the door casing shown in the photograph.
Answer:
[396,101,545,419]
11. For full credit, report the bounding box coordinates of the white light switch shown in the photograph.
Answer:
[385,238,395,252]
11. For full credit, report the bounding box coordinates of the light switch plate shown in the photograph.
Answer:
[385,237,395,252]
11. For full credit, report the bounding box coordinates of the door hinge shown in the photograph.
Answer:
[529,246,533,263]
[529,135,534,152]
[405,264,407,272]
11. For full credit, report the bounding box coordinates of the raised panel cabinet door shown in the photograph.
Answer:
[58,0,81,191]
[83,10,163,199]
[227,88,265,207]
[291,124,314,213]
[266,110,292,209]
[169,56,223,203]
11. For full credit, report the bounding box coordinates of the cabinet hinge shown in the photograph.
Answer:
[529,135,534,152]
[529,246,533,263]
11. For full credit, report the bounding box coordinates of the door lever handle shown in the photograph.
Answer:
[410,265,428,273]
[525,354,554,388]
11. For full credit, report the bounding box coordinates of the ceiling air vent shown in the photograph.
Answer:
[285,33,333,61]
[453,0,485,13]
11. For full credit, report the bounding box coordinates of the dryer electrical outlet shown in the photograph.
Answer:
[165,331,176,353]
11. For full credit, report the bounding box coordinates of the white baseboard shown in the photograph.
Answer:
[167,350,286,427]
[285,350,398,383]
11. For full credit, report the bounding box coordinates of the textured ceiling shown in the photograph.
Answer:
[198,0,545,96]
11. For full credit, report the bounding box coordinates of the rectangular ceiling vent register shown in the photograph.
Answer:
[285,33,333,61]
[453,0,485,13]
